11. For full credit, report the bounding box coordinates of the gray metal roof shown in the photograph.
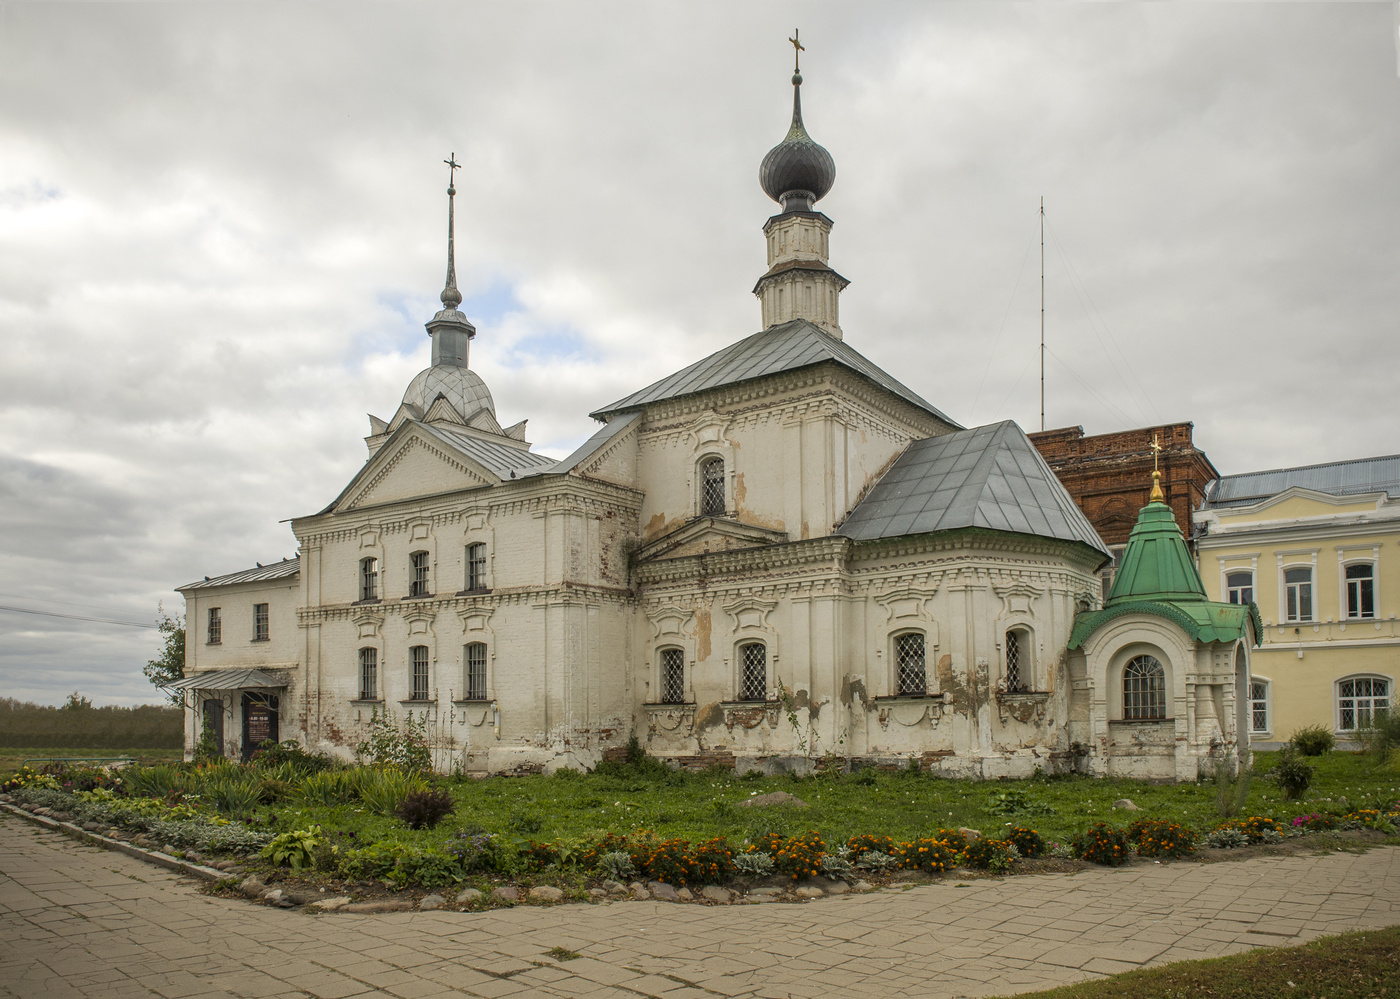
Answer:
[551,412,641,476]
[178,557,300,592]
[591,319,961,427]
[1201,453,1400,510]
[418,423,560,479]
[162,668,288,691]
[838,420,1110,556]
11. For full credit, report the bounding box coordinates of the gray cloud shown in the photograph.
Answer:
[2,3,1397,704]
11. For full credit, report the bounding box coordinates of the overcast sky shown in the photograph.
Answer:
[2,3,1398,706]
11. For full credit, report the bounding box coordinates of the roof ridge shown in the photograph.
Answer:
[1213,452,1400,483]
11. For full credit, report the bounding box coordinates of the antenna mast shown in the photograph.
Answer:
[1039,197,1045,432]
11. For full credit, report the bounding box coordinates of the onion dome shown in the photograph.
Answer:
[759,69,836,214]
[402,365,496,422]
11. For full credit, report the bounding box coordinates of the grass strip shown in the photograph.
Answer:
[992,925,1400,998]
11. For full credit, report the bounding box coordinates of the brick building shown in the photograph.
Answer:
[1030,423,1219,593]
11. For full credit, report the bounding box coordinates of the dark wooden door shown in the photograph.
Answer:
[241,693,279,761]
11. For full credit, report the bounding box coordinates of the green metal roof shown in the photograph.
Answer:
[1069,497,1260,650]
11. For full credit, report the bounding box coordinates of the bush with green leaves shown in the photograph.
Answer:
[1070,822,1130,866]
[1126,818,1197,858]
[1204,826,1251,849]
[249,739,335,776]
[1267,746,1315,800]
[1356,712,1400,769]
[1204,759,1253,818]
[598,850,636,881]
[394,788,455,829]
[963,837,1018,873]
[1004,826,1045,858]
[355,711,431,771]
[262,827,322,870]
[297,769,359,806]
[358,768,428,815]
[1290,725,1336,757]
[731,851,775,877]
[205,775,263,815]
[856,850,899,873]
[893,837,959,873]
[819,849,855,879]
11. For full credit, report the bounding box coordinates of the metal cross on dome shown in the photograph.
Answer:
[444,152,460,194]
[1150,433,1162,473]
[789,29,804,72]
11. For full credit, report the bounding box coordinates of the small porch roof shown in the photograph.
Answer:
[162,668,288,692]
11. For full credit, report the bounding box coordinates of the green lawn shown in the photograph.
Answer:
[0,747,182,774]
[992,924,1400,998]
[248,749,1399,851]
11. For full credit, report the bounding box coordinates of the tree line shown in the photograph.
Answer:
[0,695,183,748]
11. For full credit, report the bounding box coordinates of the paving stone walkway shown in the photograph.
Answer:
[3,814,1399,999]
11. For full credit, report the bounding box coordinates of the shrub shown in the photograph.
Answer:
[1205,827,1251,849]
[1290,724,1336,757]
[358,768,427,815]
[1005,826,1045,859]
[1357,712,1400,769]
[1071,822,1130,866]
[249,739,335,776]
[963,837,1017,873]
[261,827,322,871]
[1216,816,1283,843]
[930,827,970,852]
[690,837,736,884]
[1290,812,1337,832]
[846,834,895,860]
[856,850,899,873]
[820,851,855,879]
[355,711,431,771]
[1126,818,1197,858]
[445,829,504,872]
[205,775,263,815]
[731,851,775,877]
[581,832,633,869]
[641,839,701,885]
[297,770,358,806]
[893,837,959,874]
[771,831,826,880]
[746,831,788,857]
[394,788,455,830]
[598,850,636,881]
[1205,759,1253,818]
[1340,808,1398,832]
[1268,746,1314,800]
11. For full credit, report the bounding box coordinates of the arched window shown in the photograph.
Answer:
[1123,655,1166,720]
[1345,563,1375,620]
[359,557,379,601]
[895,632,926,696]
[410,551,431,598]
[409,645,430,701]
[464,642,487,701]
[659,648,686,704]
[1284,567,1312,622]
[1338,676,1389,731]
[1249,679,1269,734]
[466,543,487,591]
[700,457,725,517]
[1226,571,1253,605]
[1005,630,1029,692]
[739,642,767,702]
[358,648,379,701]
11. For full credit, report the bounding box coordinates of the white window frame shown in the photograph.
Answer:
[463,642,488,701]
[1276,551,1318,625]
[1336,674,1391,733]
[1282,565,1314,623]
[358,647,379,701]
[359,557,379,602]
[1003,627,1032,692]
[658,646,687,704]
[409,551,431,598]
[698,454,726,518]
[1122,654,1167,721]
[1248,676,1270,735]
[252,603,269,642]
[892,631,927,696]
[465,543,487,592]
[1225,570,1254,606]
[409,645,432,701]
[1339,552,1378,622]
[737,641,767,702]
[207,607,221,645]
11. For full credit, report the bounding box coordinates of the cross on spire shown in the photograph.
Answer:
[1149,433,1166,503]
[789,29,804,72]
[444,152,460,195]
[1150,433,1162,473]
[440,152,463,311]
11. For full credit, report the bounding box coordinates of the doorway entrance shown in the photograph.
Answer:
[201,699,225,757]
[241,692,279,761]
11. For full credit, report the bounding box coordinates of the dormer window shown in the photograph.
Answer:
[700,456,725,517]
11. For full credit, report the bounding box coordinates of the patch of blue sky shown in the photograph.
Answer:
[343,290,434,365]
[0,179,61,209]
[460,280,521,327]
[501,328,600,368]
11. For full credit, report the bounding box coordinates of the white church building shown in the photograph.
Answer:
[173,62,1253,779]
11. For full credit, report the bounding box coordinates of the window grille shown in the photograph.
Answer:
[360,557,378,601]
[466,543,487,591]
[207,607,221,645]
[739,643,766,702]
[358,648,378,701]
[253,603,269,642]
[410,551,431,597]
[1285,567,1312,622]
[700,457,725,517]
[1250,681,1268,734]
[1004,630,1026,692]
[895,633,925,695]
[1123,655,1166,720]
[660,648,686,704]
[1338,676,1389,731]
[410,646,430,701]
[1226,571,1253,605]
[465,643,487,701]
[1345,564,1375,620]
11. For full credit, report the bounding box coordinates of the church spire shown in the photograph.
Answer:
[754,33,848,338]
[426,152,476,368]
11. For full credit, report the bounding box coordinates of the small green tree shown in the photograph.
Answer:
[62,691,93,711]
[144,604,186,706]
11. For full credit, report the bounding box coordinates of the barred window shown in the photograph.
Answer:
[660,648,686,704]
[360,557,378,601]
[466,543,487,591]
[1226,571,1252,605]
[410,551,431,597]
[253,603,269,642]
[895,633,925,695]
[739,643,766,702]
[700,457,725,517]
[1123,655,1166,720]
[207,607,221,645]
[1005,630,1027,692]
[465,642,487,701]
[410,645,430,701]
[1345,564,1375,620]
[1338,676,1389,731]
[1250,680,1269,734]
[358,647,378,701]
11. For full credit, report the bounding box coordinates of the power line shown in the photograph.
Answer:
[0,605,158,630]
[969,218,1039,424]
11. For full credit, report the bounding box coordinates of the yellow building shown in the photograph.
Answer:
[1194,455,1399,748]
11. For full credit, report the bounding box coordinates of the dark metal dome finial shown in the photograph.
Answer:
[760,32,836,214]
[440,153,463,311]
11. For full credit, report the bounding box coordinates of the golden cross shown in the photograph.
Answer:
[444,152,460,194]
[789,29,804,72]
[1150,433,1162,473]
